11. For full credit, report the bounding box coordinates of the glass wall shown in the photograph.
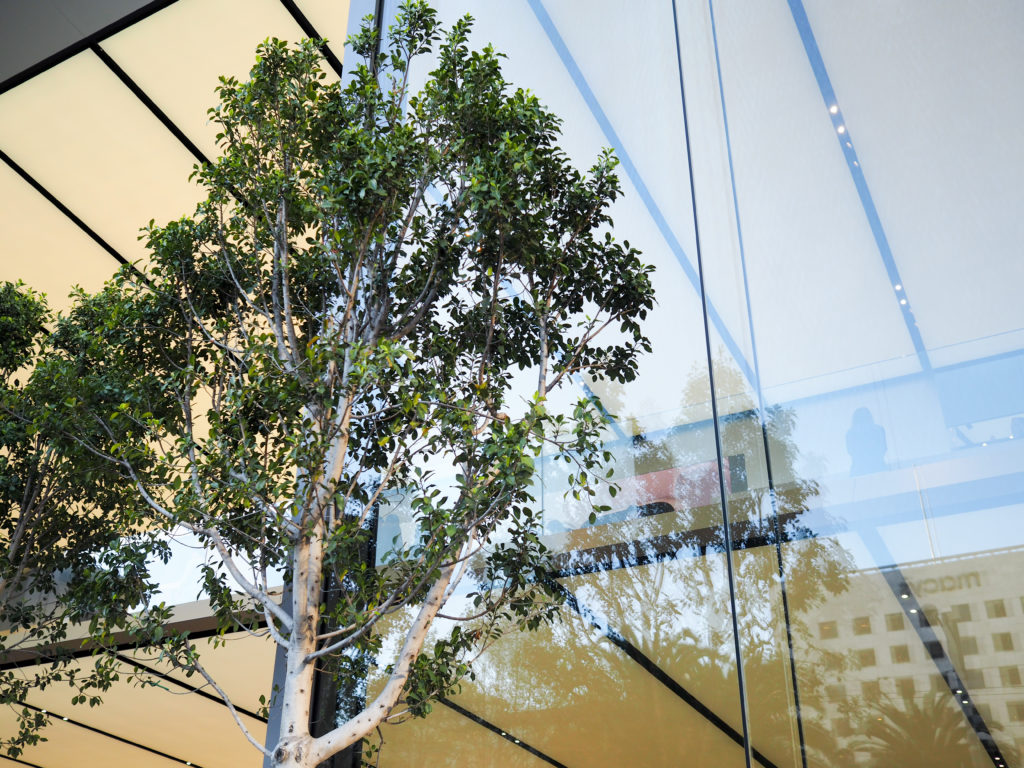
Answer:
[370,1,1024,766]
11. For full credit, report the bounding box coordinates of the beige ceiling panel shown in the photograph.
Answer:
[0,705,179,768]
[103,0,322,160]
[295,0,354,54]
[18,654,266,768]
[0,162,118,315]
[154,630,278,714]
[0,51,202,269]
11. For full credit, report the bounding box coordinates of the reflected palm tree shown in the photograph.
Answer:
[852,692,992,767]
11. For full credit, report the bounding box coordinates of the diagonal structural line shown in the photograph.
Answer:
[858,527,1007,766]
[525,0,756,388]
[91,43,211,167]
[114,653,267,723]
[17,702,205,767]
[546,579,779,768]
[702,1,809,764]
[0,147,147,285]
[277,0,346,78]
[439,699,569,768]
[785,0,931,372]
[0,756,46,768]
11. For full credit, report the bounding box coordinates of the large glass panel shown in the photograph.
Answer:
[691,0,1024,765]
[367,0,752,764]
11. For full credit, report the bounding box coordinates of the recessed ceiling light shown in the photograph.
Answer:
[830,105,839,114]
[837,125,846,134]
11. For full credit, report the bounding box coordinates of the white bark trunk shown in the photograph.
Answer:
[305,563,456,766]
[270,515,324,768]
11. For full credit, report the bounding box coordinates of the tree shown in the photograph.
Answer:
[1,3,655,766]
[1,282,168,759]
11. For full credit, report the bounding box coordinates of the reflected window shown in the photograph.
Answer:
[832,718,853,738]
[890,644,911,664]
[1001,666,1023,687]
[885,612,905,631]
[895,677,915,699]
[853,616,872,635]
[960,635,980,655]
[951,603,972,622]
[1009,702,1024,722]
[924,607,940,626]
[987,599,1009,619]
[856,648,877,667]
[820,620,838,639]
[862,680,881,701]
[995,632,1016,652]
[826,683,847,703]
[964,668,986,689]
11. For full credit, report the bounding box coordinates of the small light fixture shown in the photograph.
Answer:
[901,593,909,599]
[837,125,846,134]
[895,284,902,290]
[955,689,963,694]
[900,298,907,305]
[830,105,839,114]
[62,717,69,721]
[910,608,918,614]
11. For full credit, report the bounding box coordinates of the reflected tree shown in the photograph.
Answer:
[368,357,858,766]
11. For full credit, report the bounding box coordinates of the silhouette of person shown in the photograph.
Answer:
[846,407,887,476]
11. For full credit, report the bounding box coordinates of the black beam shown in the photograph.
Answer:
[90,43,211,167]
[549,580,780,768]
[0,147,147,284]
[439,698,569,768]
[0,0,183,96]
[0,755,46,768]
[277,0,345,78]
[17,702,205,767]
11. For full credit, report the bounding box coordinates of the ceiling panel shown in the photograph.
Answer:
[0,706,181,768]
[102,0,324,160]
[0,161,114,315]
[0,50,202,267]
